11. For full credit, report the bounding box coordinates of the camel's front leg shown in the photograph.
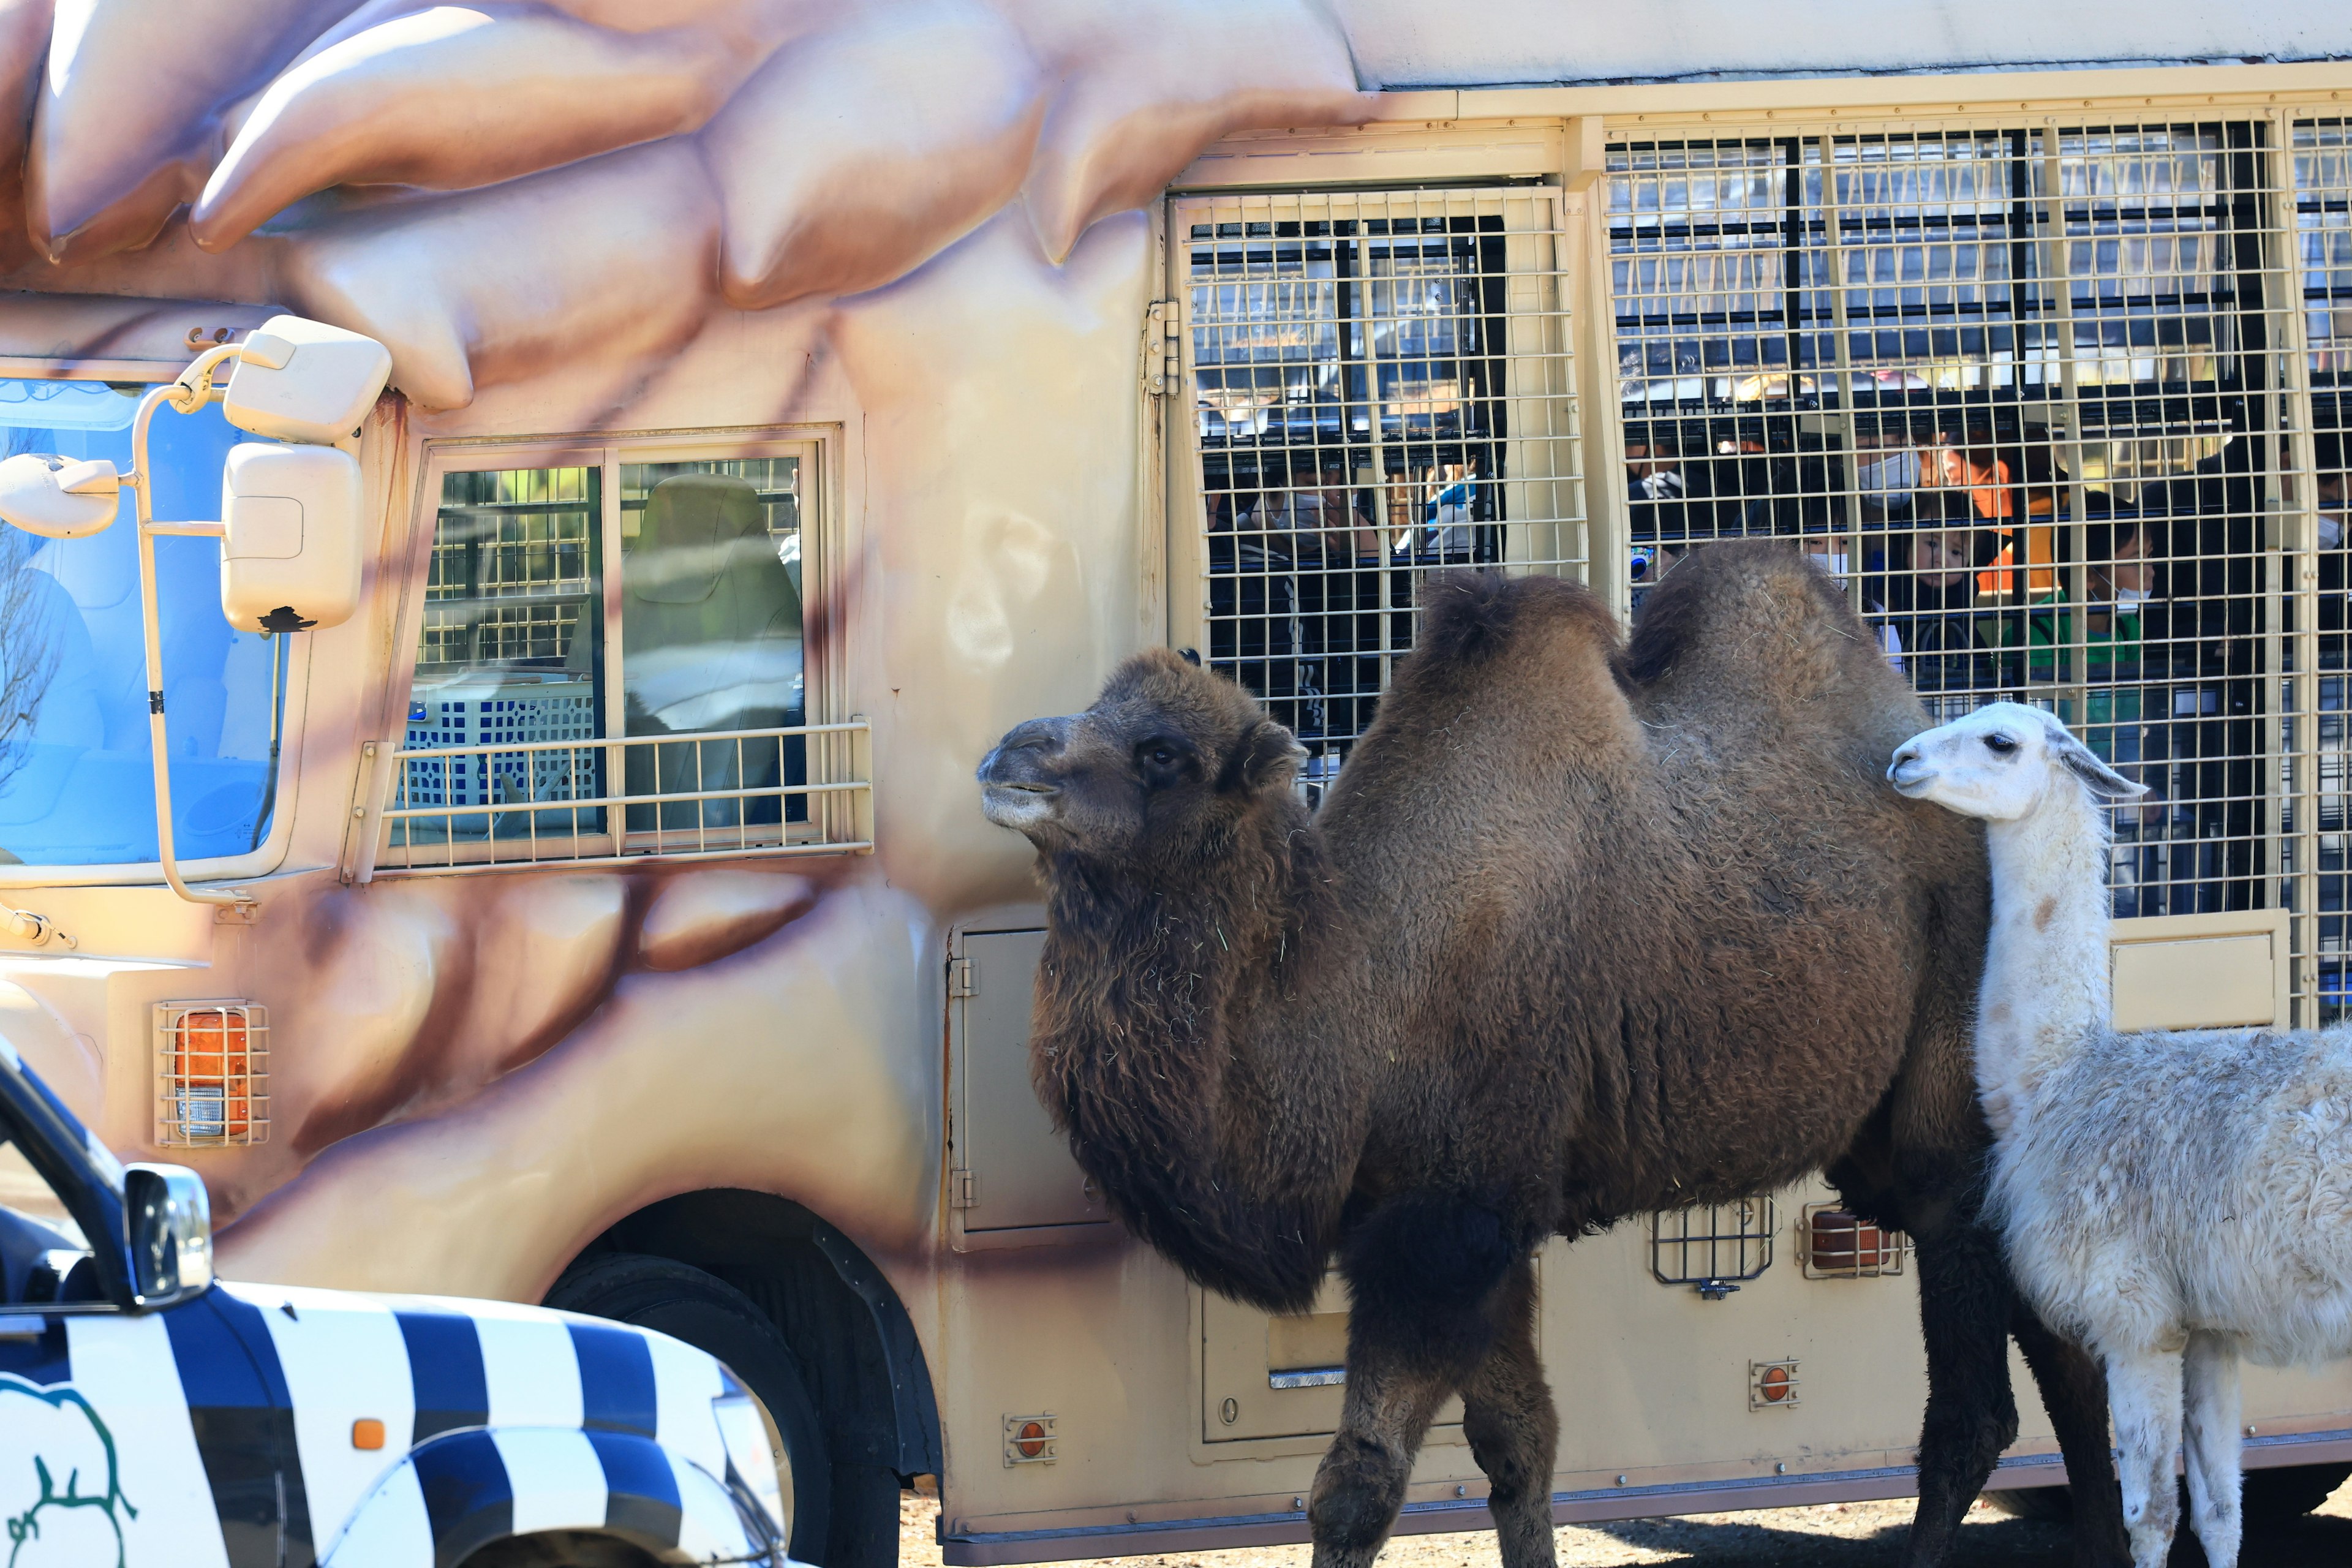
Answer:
[1458,1259,1558,1568]
[2105,1343,2185,1568]
[2180,1331,2243,1568]
[1902,1218,2021,1568]
[1312,1195,1516,1568]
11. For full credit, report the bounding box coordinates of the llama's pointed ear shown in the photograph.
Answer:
[1222,720,1308,793]
[2051,728,2148,800]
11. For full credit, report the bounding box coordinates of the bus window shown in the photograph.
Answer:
[0,379,288,867]
[389,448,816,868]
[1610,122,2306,926]
[1178,187,1583,797]
[398,466,605,854]
[617,459,805,836]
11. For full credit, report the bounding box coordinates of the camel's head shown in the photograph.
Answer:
[978,649,1308,864]
[1888,701,2145,821]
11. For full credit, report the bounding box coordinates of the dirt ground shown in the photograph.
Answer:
[899,1478,2352,1567]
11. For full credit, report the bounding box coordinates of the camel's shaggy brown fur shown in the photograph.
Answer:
[978,541,2125,1568]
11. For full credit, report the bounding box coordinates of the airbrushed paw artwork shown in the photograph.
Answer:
[0,1379,131,1568]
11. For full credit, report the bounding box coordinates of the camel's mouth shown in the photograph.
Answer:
[981,780,1060,829]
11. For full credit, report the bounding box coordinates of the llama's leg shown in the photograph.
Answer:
[1458,1259,1558,1568]
[1901,1220,2021,1568]
[2180,1332,2243,1568]
[1311,1194,1515,1568]
[2010,1303,2130,1567]
[2103,1344,2185,1568]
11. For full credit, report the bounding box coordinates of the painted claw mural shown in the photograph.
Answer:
[0,0,1373,407]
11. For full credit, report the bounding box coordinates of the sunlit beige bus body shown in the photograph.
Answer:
[1,2,2350,1561]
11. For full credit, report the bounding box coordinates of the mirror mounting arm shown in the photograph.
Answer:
[128,384,254,913]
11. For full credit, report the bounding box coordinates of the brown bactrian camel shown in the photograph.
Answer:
[976,541,2127,1568]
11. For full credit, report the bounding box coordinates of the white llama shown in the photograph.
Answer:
[1890,701,2352,1568]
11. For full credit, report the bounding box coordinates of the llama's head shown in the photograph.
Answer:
[978,649,1306,867]
[1888,701,2146,821]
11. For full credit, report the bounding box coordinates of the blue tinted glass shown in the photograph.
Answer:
[0,380,286,865]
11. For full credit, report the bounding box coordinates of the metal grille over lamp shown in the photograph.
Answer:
[153,1000,269,1147]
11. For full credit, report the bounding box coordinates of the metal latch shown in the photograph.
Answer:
[950,1169,978,1209]
[947,957,978,998]
[1144,300,1180,394]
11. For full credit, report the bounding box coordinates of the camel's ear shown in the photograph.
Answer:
[1221,720,1308,793]
[2048,724,2147,801]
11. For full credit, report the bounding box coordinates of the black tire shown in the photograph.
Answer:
[825,1462,903,1568]
[546,1254,830,1562]
[1984,1462,2352,1528]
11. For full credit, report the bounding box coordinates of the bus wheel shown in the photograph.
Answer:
[547,1253,831,1562]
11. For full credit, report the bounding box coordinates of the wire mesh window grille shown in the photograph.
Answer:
[1177,187,1583,797]
[1610,120,2350,1021]
[2296,119,2352,1018]
[153,1000,267,1147]
[380,448,868,873]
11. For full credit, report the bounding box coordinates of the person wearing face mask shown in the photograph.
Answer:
[1852,423,1928,526]
[1871,494,1990,722]
[2008,521,2166,890]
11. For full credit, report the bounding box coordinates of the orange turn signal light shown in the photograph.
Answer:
[352,1418,385,1450]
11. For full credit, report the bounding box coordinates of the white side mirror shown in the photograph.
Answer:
[220,442,363,632]
[221,314,393,446]
[0,452,121,538]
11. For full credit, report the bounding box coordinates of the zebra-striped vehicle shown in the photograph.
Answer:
[0,1036,790,1568]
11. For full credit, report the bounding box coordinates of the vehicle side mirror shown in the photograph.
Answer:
[123,1162,214,1309]
[221,314,393,446]
[0,451,122,538]
[221,442,364,632]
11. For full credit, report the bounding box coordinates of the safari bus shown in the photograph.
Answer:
[4,2,2352,1563]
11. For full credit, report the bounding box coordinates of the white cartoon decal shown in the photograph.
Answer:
[0,1376,134,1568]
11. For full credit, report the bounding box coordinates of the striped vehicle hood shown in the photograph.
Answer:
[0,1278,785,1567]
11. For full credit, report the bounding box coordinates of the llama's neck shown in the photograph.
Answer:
[1976,781,2112,1134]
[1030,810,1355,1311]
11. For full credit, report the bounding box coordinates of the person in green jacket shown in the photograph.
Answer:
[2005,521,2154,765]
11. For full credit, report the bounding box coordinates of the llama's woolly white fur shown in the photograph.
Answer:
[1891,702,2352,1568]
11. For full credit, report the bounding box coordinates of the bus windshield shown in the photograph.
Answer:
[0,379,288,867]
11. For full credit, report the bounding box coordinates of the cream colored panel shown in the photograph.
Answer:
[1202,1272,1466,1442]
[2111,912,2285,1033]
[952,927,1109,1236]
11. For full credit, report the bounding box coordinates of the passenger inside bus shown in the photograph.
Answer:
[1868,494,1991,723]
[0,380,283,867]
[619,471,804,832]
[1939,424,2112,602]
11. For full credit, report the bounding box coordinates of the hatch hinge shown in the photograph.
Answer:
[950,1169,978,1209]
[1144,300,1181,395]
[947,957,978,998]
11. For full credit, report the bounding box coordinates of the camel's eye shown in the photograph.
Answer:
[1983,733,2018,755]
[1136,738,1183,772]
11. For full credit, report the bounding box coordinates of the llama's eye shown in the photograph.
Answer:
[1136,740,1180,770]
[1984,733,2018,755]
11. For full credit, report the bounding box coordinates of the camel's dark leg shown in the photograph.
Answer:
[1311,1194,1515,1568]
[2011,1302,2130,1567]
[1902,1218,2021,1568]
[1458,1259,1557,1568]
